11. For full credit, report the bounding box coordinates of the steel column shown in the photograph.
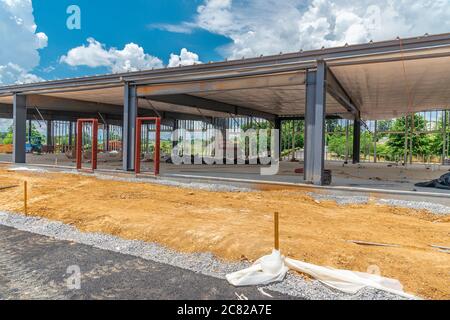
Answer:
[373,120,378,163]
[304,61,327,185]
[105,123,110,151]
[443,111,448,164]
[69,122,73,147]
[46,120,52,147]
[27,119,32,144]
[352,119,361,164]
[274,117,282,160]
[123,83,138,171]
[345,120,350,164]
[13,94,27,163]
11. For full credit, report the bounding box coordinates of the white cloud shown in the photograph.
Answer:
[168,48,202,67]
[0,0,47,84]
[60,38,164,73]
[0,63,43,84]
[179,0,450,59]
[61,39,202,71]
[148,22,197,34]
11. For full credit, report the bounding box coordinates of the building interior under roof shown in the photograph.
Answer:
[0,33,449,192]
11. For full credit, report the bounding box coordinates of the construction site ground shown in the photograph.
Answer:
[0,164,448,300]
[1,152,450,196]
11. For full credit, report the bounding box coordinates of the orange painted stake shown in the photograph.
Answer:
[274,212,279,250]
[24,181,28,215]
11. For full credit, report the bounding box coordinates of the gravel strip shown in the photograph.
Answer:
[307,193,370,205]
[308,192,450,215]
[0,211,409,300]
[55,168,253,193]
[376,199,450,215]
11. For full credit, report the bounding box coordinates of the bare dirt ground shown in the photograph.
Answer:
[0,165,448,300]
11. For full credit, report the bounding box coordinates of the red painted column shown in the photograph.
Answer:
[76,120,83,170]
[154,118,161,176]
[92,119,98,170]
[135,118,142,174]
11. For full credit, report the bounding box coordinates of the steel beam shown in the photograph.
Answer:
[13,94,27,163]
[146,94,276,121]
[304,61,327,185]
[326,68,360,118]
[26,94,123,115]
[353,119,361,164]
[136,72,305,94]
[123,83,137,171]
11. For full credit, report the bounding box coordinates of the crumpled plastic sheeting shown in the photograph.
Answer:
[226,250,418,299]
[226,250,289,286]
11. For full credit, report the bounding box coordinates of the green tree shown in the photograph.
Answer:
[327,133,350,159]
[386,115,431,159]
[1,124,44,145]
[2,127,13,144]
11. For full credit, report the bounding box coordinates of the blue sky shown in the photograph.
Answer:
[32,0,229,80]
[1,0,450,85]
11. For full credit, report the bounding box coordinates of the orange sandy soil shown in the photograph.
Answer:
[0,165,448,300]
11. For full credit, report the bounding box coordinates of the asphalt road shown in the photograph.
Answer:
[0,225,295,300]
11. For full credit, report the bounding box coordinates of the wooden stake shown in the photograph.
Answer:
[24,181,27,215]
[274,212,279,250]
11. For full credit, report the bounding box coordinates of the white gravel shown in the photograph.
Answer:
[307,193,370,205]
[0,211,409,300]
[376,199,450,215]
[308,192,450,215]
[58,169,253,193]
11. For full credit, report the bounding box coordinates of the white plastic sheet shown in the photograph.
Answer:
[226,250,418,299]
[226,250,288,286]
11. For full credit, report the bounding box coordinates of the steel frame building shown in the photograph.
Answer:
[1,33,450,185]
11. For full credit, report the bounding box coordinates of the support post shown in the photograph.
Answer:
[274,212,279,251]
[68,122,73,147]
[105,123,110,151]
[352,118,361,164]
[13,94,27,163]
[46,120,52,147]
[304,61,327,185]
[403,115,409,165]
[28,119,32,144]
[76,121,82,169]
[409,114,414,165]
[443,111,448,165]
[274,117,282,160]
[123,83,138,171]
[345,119,350,164]
[172,120,178,150]
[373,120,378,163]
